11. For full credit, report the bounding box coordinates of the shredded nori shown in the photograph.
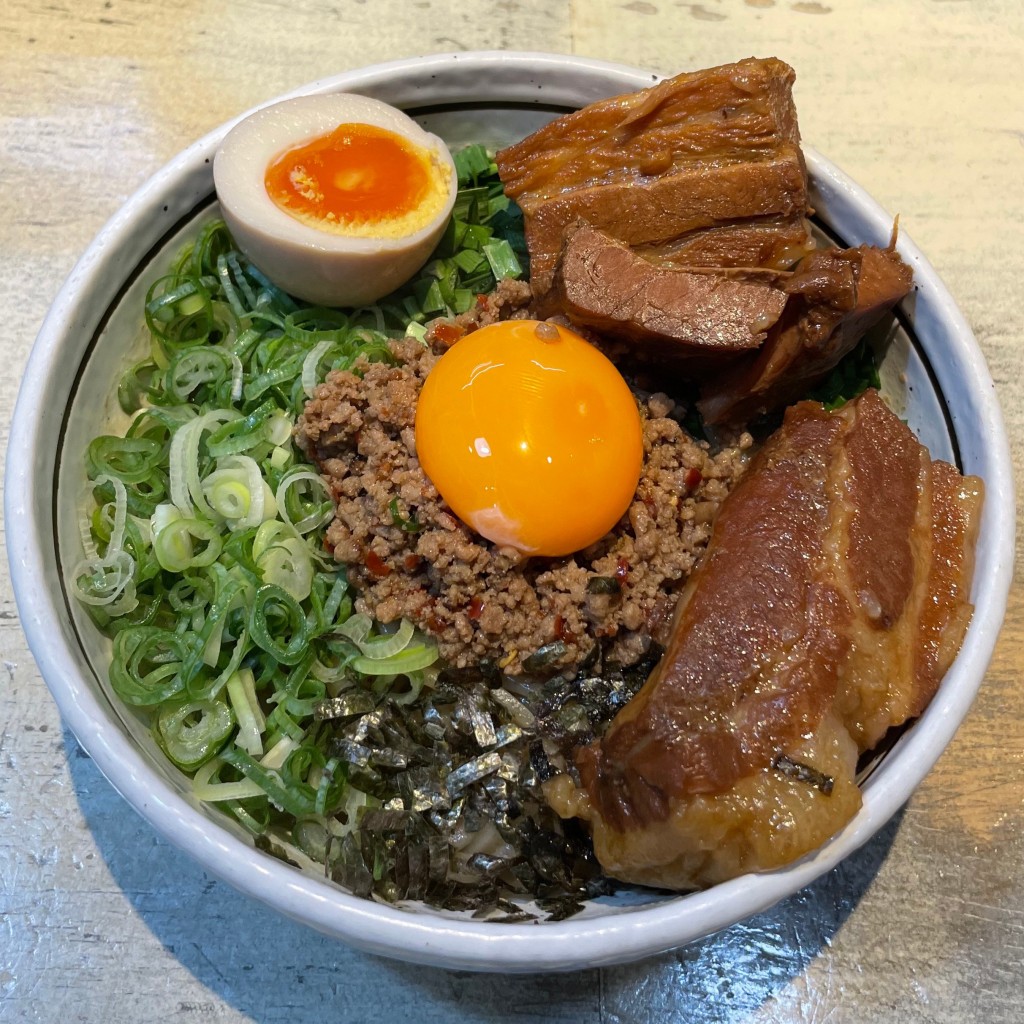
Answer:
[285,645,657,919]
[522,642,568,673]
[772,753,835,796]
[314,692,377,721]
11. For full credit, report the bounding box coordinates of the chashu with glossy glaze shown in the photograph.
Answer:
[496,57,815,297]
[552,223,791,364]
[698,243,914,426]
[546,389,982,890]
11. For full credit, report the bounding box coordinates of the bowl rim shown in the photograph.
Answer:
[5,49,1015,972]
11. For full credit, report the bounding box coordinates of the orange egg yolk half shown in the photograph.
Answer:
[264,122,447,238]
[414,320,644,557]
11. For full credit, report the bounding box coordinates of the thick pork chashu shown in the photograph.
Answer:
[553,224,790,364]
[496,57,815,296]
[546,390,982,890]
[554,229,911,390]
[698,243,914,425]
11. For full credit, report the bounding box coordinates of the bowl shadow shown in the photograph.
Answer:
[65,725,900,1023]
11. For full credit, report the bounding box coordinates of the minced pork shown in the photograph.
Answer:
[295,287,752,676]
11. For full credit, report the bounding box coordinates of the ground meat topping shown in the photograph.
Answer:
[295,300,751,676]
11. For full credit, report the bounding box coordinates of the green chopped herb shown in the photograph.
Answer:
[453,143,495,186]
[482,238,523,281]
[808,336,882,410]
[388,497,422,533]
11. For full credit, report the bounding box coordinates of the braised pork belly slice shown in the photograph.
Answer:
[546,390,982,890]
[635,216,818,272]
[496,57,814,296]
[698,244,913,426]
[546,709,863,890]
[553,225,789,363]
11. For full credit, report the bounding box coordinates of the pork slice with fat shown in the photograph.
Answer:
[546,390,982,890]
[698,244,913,426]
[553,224,790,363]
[497,57,815,297]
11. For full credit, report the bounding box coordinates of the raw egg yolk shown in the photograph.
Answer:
[415,320,644,557]
[264,122,448,238]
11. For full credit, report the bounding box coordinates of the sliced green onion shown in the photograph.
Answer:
[248,584,310,665]
[257,534,314,603]
[336,612,372,647]
[94,474,129,554]
[314,757,343,817]
[452,249,487,274]
[275,468,334,535]
[87,436,164,485]
[251,519,292,563]
[269,445,291,472]
[192,756,266,802]
[165,347,234,402]
[350,642,438,676]
[225,251,260,311]
[454,143,493,184]
[388,669,428,706]
[301,339,336,397]
[293,817,331,862]
[109,626,190,706]
[70,549,136,608]
[220,745,316,818]
[388,497,422,533]
[153,515,223,573]
[155,697,234,770]
[168,408,239,516]
[118,360,163,414]
[265,704,305,744]
[320,572,349,626]
[260,735,299,772]
[225,799,271,835]
[357,618,414,660]
[73,197,541,909]
[202,454,275,530]
[265,409,293,447]
[226,667,266,757]
[205,400,274,456]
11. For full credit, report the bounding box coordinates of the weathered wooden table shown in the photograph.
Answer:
[2,1,1022,1021]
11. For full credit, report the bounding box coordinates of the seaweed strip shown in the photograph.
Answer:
[773,753,835,795]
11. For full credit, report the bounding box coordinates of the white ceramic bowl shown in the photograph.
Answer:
[6,52,1015,973]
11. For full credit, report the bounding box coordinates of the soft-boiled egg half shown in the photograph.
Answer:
[415,320,644,557]
[214,94,456,307]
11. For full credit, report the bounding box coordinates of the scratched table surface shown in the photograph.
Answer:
[2,1,1023,1021]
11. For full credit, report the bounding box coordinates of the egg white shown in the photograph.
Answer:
[213,94,457,307]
